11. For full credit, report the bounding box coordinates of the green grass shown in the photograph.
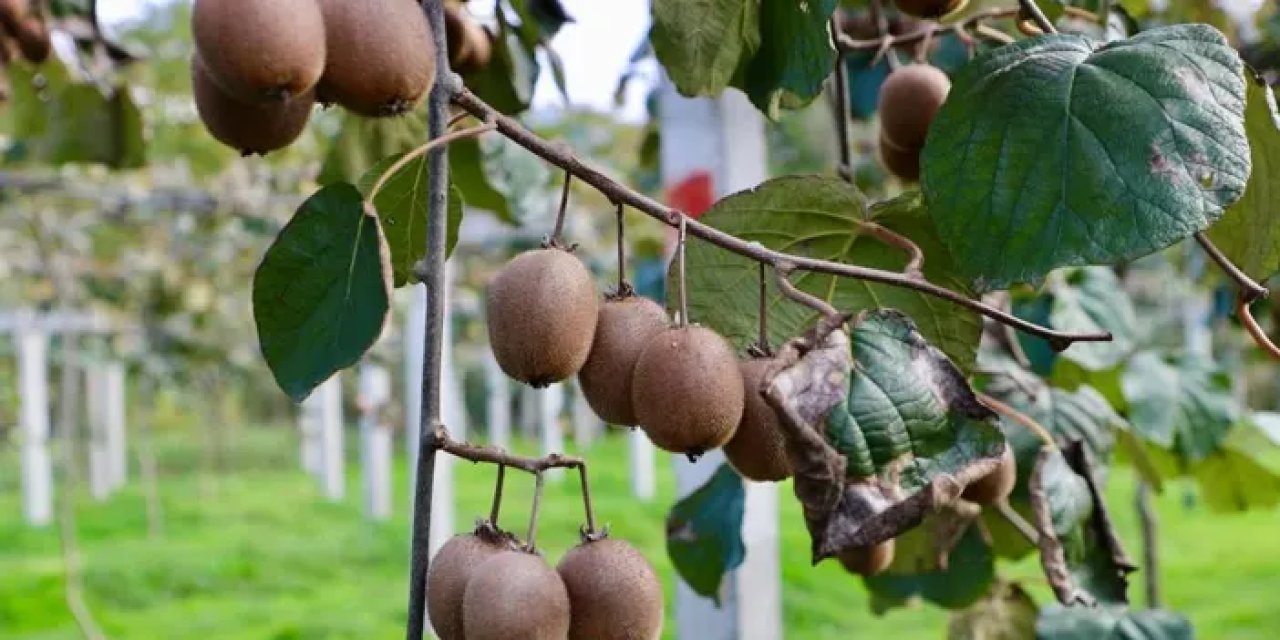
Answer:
[1,425,1279,639]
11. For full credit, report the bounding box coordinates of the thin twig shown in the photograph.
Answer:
[577,466,598,535]
[831,21,853,180]
[1197,232,1270,303]
[775,264,841,319]
[855,220,926,277]
[367,122,495,204]
[976,391,1057,449]
[1019,0,1057,33]
[1136,480,1161,608]
[837,7,1021,52]
[1237,296,1280,359]
[527,472,546,550]
[756,261,770,354]
[676,216,689,327]
[975,23,1017,45]
[489,464,506,525]
[433,426,586,474]
[447,84,1112,350]
[994,499,1040,545]
[614,203,632,295]
[551,171,573,244]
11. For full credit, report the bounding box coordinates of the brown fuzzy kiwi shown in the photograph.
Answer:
[877,63,951,150]
[577,294,669,426]
[631,325,744,454]
[837,539,895,576]
[192,55,315,156]
[962,446,1017,505]
[463,549,571,640]
[557,537,664,640]
[444,3,492,73]
[12,14,47,64]
[894,0,967,19]
[192,0,326,103]
[878,134,921,182]
[317,0,436,117]
[426,525,518,640]
[0,0,25,30]
[722,358,792,482]
[486,247,599,387]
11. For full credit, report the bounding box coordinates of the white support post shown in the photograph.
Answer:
[86,362,112,501]
[539,383,566,482]
[660,80,782,640]
[299,391,323,477]
[484,350,511,449]
[629,427,656,501]
[359,363,393,520]
[570,381,602,449]
[317,374,345,501]
[105,361,127,490]
[18,329,53,526]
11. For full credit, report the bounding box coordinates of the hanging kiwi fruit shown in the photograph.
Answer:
[577,293,669,426]
[878,133,922,182]
[316,0,436,117]
[444,2,493,74]
[631,324,744,454]
[486,247,600,387]
[722,357,792,482]
[961,446,1017,505]
[557,536,664,640]
[192,55,316,156]
[462,549,572,640]
[427,524,520,640]
[877,63,951,150]
[837,539,896,576]
[191,0,326,103]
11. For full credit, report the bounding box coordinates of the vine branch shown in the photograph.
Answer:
[977,391,1057,449]
[1237,296,1280,360]
[1196,232,1270,302]
[835,8,1021,52]
[446,80,1111,350]
[432,426,586,474]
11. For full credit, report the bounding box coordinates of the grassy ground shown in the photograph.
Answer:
[1,425,1279,639]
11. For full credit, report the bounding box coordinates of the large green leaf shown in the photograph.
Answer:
[650,0,758,97]
[450,136,517,224]
[1142,416,1280,512]
[1207,72,1280,281]
[317,113,425,187]
[665,463,746,604]
[923,24,1250,291]
[1048,269,1139,371]
[681,177,981,371]
[5,62,146,169]
[356,155,463,287]
[253,184,392,402]
[465,24,539,115]
[865,522,995,613]
[1036,606,1193,639]
[737,0,837,118]
[1121,351,1237,462]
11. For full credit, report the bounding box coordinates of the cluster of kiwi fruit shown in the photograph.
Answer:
[428,520,662,639]
[485,239,793,481]
[190,0,460,156]
[0,0,53,103]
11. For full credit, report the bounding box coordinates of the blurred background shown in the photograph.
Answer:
[3,0,1280,638]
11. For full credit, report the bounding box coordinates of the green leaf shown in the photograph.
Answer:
[1036,606,1193,639]
[1057,442,1137,605]
[1121,351,1237,462]
[681,177,982,371]
[356,154,463,287]
[5,62,146,169]
[253,184,392,402]
[922,24,1250,291]
[1207,73,1280,281]
[865,522,995,613]
[465,23,539,115]
[738,0,838,118]
[450,136,517,224]
[1048,269,1139,371]
[826,311,1004,486]
[318,113,425,187]
[650,0,759,96]
[947,581,1039,640]
[665,463,746,604]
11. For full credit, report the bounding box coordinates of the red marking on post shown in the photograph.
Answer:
[666,171,715,219]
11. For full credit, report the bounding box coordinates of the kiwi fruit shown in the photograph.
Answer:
[463,549,571,640]
[877,63,951,150]
[894,0,967,19]
[192,55,315,155]
[317,0,436,117]
[0,0,25,30]
[837,539,895,576]
[631,325,744,454]
[427,527,516,640]
[12,14,47,64]
[962,446,1017,505]
[722,358,792,482]
[878,134,922,182]
[444,3,493,73]
[487,248,599,387]
[557,537,664,640]
[577,294,669,426]
[192,0,326,103]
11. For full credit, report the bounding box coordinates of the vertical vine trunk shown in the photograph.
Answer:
[406,1,452,638]
[1136,479,1161,608]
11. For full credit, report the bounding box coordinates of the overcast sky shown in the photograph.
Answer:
[101,0,654,122]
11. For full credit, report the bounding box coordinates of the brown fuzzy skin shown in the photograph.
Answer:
[444,3,493,73]
[426,532,511,640]
[192,56,315,155]
[723,358,793,482]
[486,248,599,387]
[632,326,744,454]
[877,63,951,150]
[577,295,669,426]
[317,0,436,117]
[463,550,571,640]
[962,446,1017,505]
[0,0,25,30]
[192,0,326,103]
[12,14,47,64]
[893,0,965,19]
[557,538,664,640]
[837,539,895,576]
[878,134,921,182]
